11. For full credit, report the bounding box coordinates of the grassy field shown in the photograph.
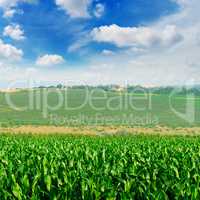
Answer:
[0,88,200,127]
[1,135,200,199]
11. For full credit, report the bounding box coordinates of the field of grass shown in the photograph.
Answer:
[0,135,200,199]
[0,88,200,127]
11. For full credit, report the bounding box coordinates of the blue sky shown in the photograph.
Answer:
[0,0,199,87]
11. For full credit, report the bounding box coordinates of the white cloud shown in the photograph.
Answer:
[3,8,24,18]
[36,54,65,66]
[172,0,188,7]
[102,49,114,56]
[67,33,91,53]
[0,39,23,61]
[3,24,25,41]
[91,24,183,49]
[0,0,18,8]
[55,0,91,18]
[0,0,36,17]
[0,0,37,8]
[91,0,200,86]
[93,3,104,18]
[1,0,200,88]
[0,40,23,61]
[3,8,16,18]
[66,0,199,86]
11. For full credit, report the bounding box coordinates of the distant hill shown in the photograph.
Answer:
[34,84,200,95]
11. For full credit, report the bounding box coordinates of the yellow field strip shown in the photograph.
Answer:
[1,126,200,136]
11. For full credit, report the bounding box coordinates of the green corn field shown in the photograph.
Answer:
[0,135,200,199]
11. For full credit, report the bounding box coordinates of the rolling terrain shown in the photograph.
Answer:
[0,88,199,128]
[1,89,200,199]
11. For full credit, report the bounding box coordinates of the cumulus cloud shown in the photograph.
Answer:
[3,8,16,18]
[93,3,104,18]
[1,0,200,88]
[0,0,35,17]
[36,54,65,66]
[0,0,37,8]
[73,0,199,86]
[3,24,25,41]
[91,24,183,49]
[0,39,23,61]
[55,0,91,18]
[0,0,19,9]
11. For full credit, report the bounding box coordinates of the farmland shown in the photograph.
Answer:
[1,88,200,199]
[0,88,200,127]
[1,135,200,199]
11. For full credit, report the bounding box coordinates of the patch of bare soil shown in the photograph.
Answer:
[0,89,22,93]
[1,125,200,136]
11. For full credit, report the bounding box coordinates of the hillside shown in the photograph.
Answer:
[0,88,199,127]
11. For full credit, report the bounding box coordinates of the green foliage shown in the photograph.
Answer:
[0,89,200,127]
[0,135,200,199]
